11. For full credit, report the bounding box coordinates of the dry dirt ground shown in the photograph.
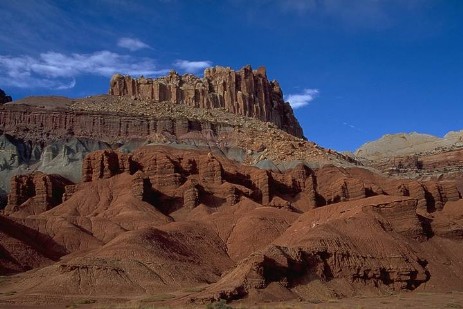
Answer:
[0,291,463,309]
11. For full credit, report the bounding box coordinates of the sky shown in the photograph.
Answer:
[0,0,462,151]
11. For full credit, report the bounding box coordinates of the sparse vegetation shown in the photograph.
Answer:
[206,299,233,309]
[65,298,96,308]
[307,299,323,304]
[75,298,96,304]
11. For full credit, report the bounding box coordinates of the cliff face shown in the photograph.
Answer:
[109,65,304,138]
[7,145,460,220]
[76,147,460,214]
[0,100,351,202]
[0,106,233,143]
[5,172,72,216]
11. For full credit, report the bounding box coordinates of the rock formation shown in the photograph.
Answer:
[355,131,463,159]
[4,172,72,216]
[109,65,304,138]
[0,95,353,203]
[0,145,462,307]
[354,131,463,190]
[0,89,12,104]
[1,69,463,308]
[6,146,461,219]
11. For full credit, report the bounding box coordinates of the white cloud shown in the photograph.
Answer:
[174,60,212,73]
[0,51,168,89]
[117,37,150,51]
[56,79,76,90]
[343,122,355,129]
[285,89,319,109]
[342,121,363,132]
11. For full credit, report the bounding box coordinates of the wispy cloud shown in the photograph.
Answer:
[285,89,319,109]
[117,37,150,51]
[342,121,363,132]
[343,122,356,129]
[174,60,212,73]
[0,51,168,89]
[0,1,114,54]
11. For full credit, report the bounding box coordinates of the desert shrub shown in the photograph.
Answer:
[206,299,233,309]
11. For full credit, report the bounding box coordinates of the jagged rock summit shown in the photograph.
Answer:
[109,65,304,138]
[0,88,12,104]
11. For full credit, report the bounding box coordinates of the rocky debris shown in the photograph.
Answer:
[0,89,12,104]
[109,65,304,138]
[4,172,72,216]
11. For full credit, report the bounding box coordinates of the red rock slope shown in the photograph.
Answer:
[0,146,462,307]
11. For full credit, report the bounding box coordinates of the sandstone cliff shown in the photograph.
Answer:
[5,172,72,216]
[5,146,460,219]
[109,65,304,138]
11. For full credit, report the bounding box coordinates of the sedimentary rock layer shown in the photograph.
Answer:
[8,146,460,220]
[0,106,233,143]
[5,172,72,216]
[109,65,304,137]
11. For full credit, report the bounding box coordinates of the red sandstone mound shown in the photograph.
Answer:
[0,145,462,307]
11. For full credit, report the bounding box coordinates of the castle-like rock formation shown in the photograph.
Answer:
[109,65,304,138]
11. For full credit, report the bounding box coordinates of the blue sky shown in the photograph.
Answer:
[0,0,462,151]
